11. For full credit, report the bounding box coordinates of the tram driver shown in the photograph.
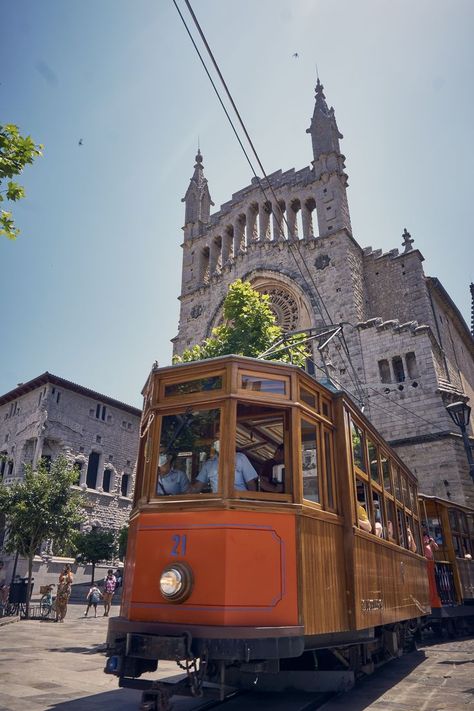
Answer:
[156,453,190,495]
[190,429,258,493]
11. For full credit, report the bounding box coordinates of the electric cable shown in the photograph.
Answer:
[174,0,430,423]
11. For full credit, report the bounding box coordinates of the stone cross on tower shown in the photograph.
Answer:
[402,228,414,253]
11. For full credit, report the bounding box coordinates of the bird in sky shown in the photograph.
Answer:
[78,139,83,146]
[292,52,299,58]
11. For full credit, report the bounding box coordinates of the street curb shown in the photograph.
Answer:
[0,615,20,626]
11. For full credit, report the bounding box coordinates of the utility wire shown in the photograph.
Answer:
[174,0,386,412]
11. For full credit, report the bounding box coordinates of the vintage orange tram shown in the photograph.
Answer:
[420,494,474,632]
[106,355,430,708]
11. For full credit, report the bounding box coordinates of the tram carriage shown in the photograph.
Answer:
[420,494,474,633]
[105,355,430,707]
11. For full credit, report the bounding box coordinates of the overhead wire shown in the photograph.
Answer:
[174,0,442,432]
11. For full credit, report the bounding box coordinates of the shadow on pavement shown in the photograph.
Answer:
[47,687,142,711]
[46,643,107,655]
[322,649,426,711]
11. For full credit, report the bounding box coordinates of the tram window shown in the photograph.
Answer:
[321,399,331,418]
[459,512,469,534]
[401,475,410,508]
[301,419,320,503]
[300,387,317,410]
[448,509,458,533]
[240,374,288,396]
[164,375,223,398]
[235,403,289,496]
[157,408,221,495]
[368,440,380,484]
[397,508,406,548]
[381,455,392,494]
[372,490,384,537]
[409,483,417,513]
[324,430,336,510]
[468,515,474,536]
[385,498,397,543]
[453,534,463,558]
[424,516,443,546]
[413,519,422,554]
[351,421,366,472]
[394,468,403,502]
[356,479,371,532]
[404,514,417,552]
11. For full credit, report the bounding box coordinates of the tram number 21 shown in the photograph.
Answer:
[171,534,187,557]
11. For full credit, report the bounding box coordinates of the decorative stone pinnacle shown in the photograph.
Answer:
[402,228,414,253]
[195,148,203,165]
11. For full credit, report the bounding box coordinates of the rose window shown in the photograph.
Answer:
[258,287,300,332]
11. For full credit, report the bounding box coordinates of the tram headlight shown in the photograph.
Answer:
[159,562,193,602]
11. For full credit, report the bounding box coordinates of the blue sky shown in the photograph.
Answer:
[1,0,473,408]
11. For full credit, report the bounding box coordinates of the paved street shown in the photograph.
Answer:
[0,603,178,711]
[1,606,474,711]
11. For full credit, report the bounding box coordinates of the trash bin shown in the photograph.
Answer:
[9,578,34,604]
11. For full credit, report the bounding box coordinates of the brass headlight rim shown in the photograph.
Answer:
[159,561,194,603]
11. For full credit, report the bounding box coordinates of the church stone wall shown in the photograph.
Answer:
[363,248,435,330]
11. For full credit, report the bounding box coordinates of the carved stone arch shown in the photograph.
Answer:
[206,270,313,335]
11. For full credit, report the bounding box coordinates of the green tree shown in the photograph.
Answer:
[0,456,85,618]
[174,279,307,366]
[118,525,128,561]
[0,123,42,240]
[75,528,117,584]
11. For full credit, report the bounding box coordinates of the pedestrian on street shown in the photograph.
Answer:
[102,569,116,617]
[84,584,103,618]
[56,564,73,622]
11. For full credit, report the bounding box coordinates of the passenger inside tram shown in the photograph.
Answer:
[259,443,285,493]
[356,481,372,533]
[190,429,258,493]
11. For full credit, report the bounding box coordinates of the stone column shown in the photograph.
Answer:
[302,204,314,239]
[246,205,258,243]
[287,204,297,241]
[272,204,285,241]
[234,216,245,254]
[222,229,232,263]
[209,238,219,275]
[32,435,44,468]
[259,203,271,241]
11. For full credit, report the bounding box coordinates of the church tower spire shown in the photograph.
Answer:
[306,79,352,237]
[307,78,343,160]
[182,149,214,240]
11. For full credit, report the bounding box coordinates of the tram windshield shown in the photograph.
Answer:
[154,403,290,499]
[157,408,221,495]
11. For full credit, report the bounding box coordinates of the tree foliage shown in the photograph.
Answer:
[0,456,85,616]
[174,279,307,366]
[75,528,117,583]
[0,123,42,240]
[118,525,128,561]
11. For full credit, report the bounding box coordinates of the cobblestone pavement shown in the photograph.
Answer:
[1,608,473,711]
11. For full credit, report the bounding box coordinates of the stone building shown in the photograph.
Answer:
[0,372,141,555]
[173,79,474,507]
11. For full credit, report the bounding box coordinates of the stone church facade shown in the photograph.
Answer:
[0,372,140,551]
[173,79,474,507]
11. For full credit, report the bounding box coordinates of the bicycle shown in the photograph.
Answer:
[39,584,56,618]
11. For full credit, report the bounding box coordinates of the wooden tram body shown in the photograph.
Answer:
[106,356,430,702]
